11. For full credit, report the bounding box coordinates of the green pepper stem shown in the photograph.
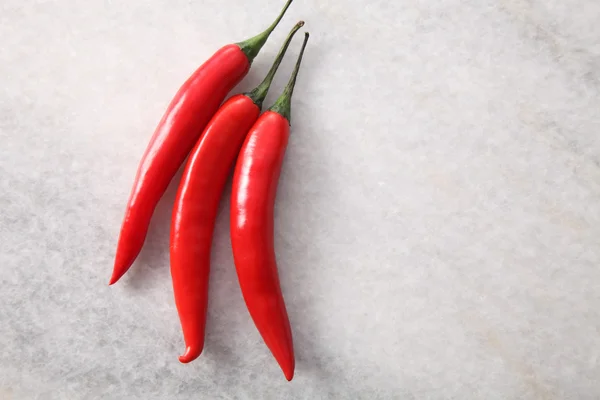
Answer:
[268,32,309,124]
[245,21,304,109]
[236,0,294,63]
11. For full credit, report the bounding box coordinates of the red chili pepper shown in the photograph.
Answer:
[230,32,309,381]
[169,21,305,364]
[109,0,295,285]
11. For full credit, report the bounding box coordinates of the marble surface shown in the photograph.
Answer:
[2,0,600,398]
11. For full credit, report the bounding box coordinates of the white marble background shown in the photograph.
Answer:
[1,0,600,399]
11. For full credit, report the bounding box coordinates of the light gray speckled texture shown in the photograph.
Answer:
[1,0,600,399]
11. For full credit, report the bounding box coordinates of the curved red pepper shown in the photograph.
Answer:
[230,32,309,381]
[109,0,295,285]
[169,21,304,364]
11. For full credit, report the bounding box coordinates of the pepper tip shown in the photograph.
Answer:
[108,274,119,286]
[284,368,294,381]
[179,345,203,364]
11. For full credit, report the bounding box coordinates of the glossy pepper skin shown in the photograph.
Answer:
[169,22,304,364]
[109,0,295,285]
[170,95,259,363]
[230,32,309,382]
